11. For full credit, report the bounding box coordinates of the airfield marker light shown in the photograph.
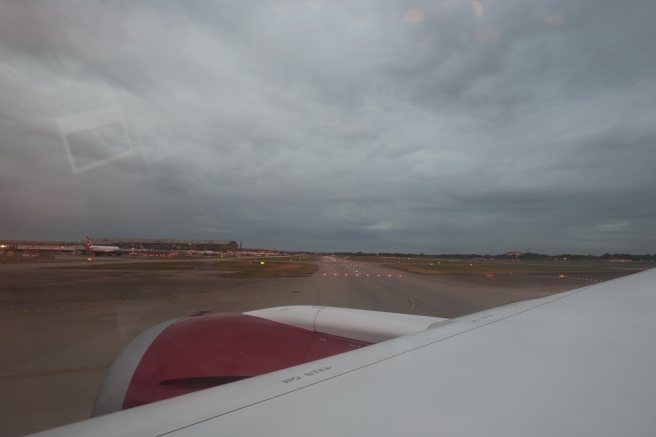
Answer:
[378,274,380,276]
[430,263,433,266]
[261,261,265,265]
[334,273,337,276]
[470,264,473,266]
[388,274,391,277]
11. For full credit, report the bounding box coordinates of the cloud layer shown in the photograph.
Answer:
[1,0,655,253]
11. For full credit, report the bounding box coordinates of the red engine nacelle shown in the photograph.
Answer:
[93,312,371,416]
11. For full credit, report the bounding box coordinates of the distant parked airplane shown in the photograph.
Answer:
[85,235,122,256]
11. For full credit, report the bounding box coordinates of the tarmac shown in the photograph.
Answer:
[0,257,634,437]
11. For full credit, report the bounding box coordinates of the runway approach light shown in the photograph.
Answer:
[87,258,92,261]
[260,262,265,265]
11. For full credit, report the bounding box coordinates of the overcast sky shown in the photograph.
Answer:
[0,0,654,254]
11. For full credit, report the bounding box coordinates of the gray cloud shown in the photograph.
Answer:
[1,0,655,253]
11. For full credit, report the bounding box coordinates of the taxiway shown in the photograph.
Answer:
[0,258,633,436]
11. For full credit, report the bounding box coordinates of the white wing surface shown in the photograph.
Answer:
[31,268,656,437]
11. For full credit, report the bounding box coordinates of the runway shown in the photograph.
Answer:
[0,257,630,437]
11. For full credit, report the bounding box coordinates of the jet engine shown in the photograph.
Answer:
[92,306,445,417]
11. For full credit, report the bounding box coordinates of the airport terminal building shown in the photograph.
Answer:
[0,238,239,257]
[91,238,239,253]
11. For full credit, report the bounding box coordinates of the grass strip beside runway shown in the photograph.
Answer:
[59,259,319,277]
[213,261,319,278]
[383,260,647,275]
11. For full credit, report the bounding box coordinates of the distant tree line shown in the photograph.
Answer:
[326,251,654,262]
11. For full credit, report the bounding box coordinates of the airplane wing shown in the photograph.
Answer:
[30,268,656,437]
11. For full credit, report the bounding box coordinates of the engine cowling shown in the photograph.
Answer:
[92,306,445,417]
